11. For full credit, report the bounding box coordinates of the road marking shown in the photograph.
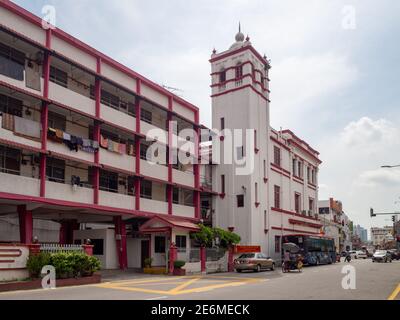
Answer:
[146,296,169,300]
[388,283,400,300]
[169,277,200,294]
[94,275,265,296]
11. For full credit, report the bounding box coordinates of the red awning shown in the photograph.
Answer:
[139,215,200,233]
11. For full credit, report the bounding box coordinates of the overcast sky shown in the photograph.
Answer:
[14,0,400,235]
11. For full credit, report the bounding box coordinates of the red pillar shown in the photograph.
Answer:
[167,99,173,215]
[169,242,177,274]
[200,245,206,273]
[18,205,33,244]
[135,85,141,210]
[194,111,201,219]
[93,57,101,204]
[114,216,127,270]
[40,30,51,198]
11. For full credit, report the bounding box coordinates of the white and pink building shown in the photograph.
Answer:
[0,2,324,271]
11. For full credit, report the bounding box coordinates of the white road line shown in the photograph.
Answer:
[146,296,169,300]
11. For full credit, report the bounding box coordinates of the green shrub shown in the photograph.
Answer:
[50,252,74,279]
[26,253,51,279]
[144,257,153,268]
[174,260,186,269]
[81,255,101,276]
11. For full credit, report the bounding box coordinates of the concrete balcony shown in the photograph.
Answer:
[173,169,194,188]
[98,148,135,173]
[140,159,168,181]
[0,172,40,197]
[100,103,136,132]
[0,73,44,97]
[0,120,42,150]
[47,140,94,163]
[140,198,168,215]
[172,203,195,219]
[46,181,93,204]
[140,120,167,143]
[98,190,134,210]
[48,81,95,116]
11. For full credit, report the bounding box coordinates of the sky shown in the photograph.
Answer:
[13,0,400,236]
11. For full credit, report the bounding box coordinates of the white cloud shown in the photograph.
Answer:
[356,169,400,188]
[270,53,359,127]
[341,117,399,147]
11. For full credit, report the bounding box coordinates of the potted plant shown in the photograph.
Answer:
[173,260,186,276]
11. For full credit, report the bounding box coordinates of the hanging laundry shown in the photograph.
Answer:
[113,141,120,153]
[118,143,126,155]
[2,113,15,131]
[82,139,91,147]
[127,144,135,156]
[108,140,114,152]
[55,129,64,140]
[100,135,108,149]
[63,132,71,141]
[92,140,99,150]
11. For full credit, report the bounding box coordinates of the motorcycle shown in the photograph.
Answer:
[345,255,351,262]
[282,254,303,273]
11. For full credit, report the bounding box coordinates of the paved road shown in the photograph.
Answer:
[0,259,399,300]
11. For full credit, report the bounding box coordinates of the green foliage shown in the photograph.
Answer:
[144,257,153,268]
[191,224,214,246]
[191,224,241,248]
[213,227,241,248]
[26,252,101,279]
[174,260,186,269]
[26,252,51,278]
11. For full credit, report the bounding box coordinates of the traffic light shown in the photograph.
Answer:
[370,208,376,217]
[392,215,396,223]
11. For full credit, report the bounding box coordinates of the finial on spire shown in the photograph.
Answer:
[235,22,245,42]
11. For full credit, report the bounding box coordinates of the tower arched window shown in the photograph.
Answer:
[219,69,226,83]
[235,63,243,79]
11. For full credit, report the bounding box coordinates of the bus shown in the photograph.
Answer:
[282,234,336,265]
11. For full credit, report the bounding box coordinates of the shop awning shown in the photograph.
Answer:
[139,215,200,233]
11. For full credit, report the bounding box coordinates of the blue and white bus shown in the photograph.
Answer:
[282,234,336,265]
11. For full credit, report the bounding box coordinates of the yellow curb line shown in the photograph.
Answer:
[388,283,400,300]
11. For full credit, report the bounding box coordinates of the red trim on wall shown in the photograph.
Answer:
[271,227,320,235]
[287,139,322,164]
[0,1,198,114]
[271,166,290,178]
[271,207,320,222]
[288,219,322,229]
[211,84,268,102]
[209,45,268,66]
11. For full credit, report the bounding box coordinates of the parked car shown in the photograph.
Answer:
[355,250,367,259]
[234,253,275,272]
[372,250,392,263]
[387,249,400,260]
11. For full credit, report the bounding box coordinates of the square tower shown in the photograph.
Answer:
[211,28,272,251]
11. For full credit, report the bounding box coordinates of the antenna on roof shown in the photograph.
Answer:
[162,84,184,96]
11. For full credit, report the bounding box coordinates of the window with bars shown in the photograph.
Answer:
[175,235,187,251]
[0,146,20,175]
[0,42,25,81]
[99,169,118,193]
[295,193,301,214]
[235,64,243,79]
[274,185,280,209]
[0,94,23,117]
[275,236,281,253]
[273,146,281,167]
[46,157,65,183]
[48,111,66,131]
[49,66,68,88]
[140,180,152,199]
[141,109,152,124]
